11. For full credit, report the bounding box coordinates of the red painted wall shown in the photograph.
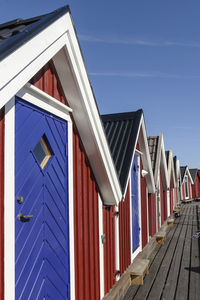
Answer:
[103,205,116,295]
[0,108,4,300]
[140,161,148,249]
[119,182,131,276]
[182,183,185,200]
[192,172,200,199]
[170,189,173,215]
[148,193,156,237]
[31,61,101,300]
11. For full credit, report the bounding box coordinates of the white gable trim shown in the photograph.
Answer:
[0,11,121,205]
[155,133,169,190]
[123,115,155,197]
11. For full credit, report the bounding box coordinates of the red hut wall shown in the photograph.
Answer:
[182,183,185,200]
[30,61,101,300]
[103,206,116,294]
[192,173,200,199]
[0,108,4,300]
[188,176,192,199]
[140,161,148,249]
[148,193,156,237]
[119,182,131,276]
[170,189,173,214]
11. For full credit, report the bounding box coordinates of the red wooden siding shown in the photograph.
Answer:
[182,183,185,200]
[170,189,173,214]
[73,131,100,300]
[0,108,4,300]
[31,61,101,300]
[103,205,116,295]
[119,182,131,276]
[192,173,200,199]
[148,193,156,237]
[140,161,148,249]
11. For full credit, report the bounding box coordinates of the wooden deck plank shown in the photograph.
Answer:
[188,204,200,300]
[146,207,190,300]
[122,204,200,300]
[175,206,194,300]
[161,205,192,300]
[126,210,185,300]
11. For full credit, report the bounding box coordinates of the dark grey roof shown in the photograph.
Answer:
[180,166,187,181]
[0,5,70,61]
[173,156,177,172]
[165,151,169,167]
[101,110,143,194]
[147,136,159,174]
[189,168,198,182]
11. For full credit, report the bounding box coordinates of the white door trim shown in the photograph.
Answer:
[4,92,75,300]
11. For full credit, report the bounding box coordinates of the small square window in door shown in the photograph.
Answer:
[33,135,53,169]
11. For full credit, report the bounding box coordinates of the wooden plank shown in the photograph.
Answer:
[175,205,194,300]
[188,204,200,300]
[161,205,192,300]
[129,259,149,276]
[155,231,166,245]
[167,218,175,227]
[127,209,185,300]
[146,207,189,300]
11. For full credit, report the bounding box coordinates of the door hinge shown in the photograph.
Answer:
[113,211,119,216]
[101,234,106,244]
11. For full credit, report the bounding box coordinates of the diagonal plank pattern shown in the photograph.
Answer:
[124,202,200,300]
[15,99,70,300]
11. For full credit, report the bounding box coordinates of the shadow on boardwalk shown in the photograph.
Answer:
[123,202,200,300]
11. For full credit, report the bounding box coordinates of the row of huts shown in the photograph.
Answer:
[0,6,199,300]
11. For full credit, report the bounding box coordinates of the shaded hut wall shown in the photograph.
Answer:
[119,182,131,276]
[0,108,4,300]
[148,193,156,237]
[30,60,101,300]
[103,205,116,295]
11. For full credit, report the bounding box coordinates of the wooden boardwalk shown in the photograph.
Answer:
[123,202,200,300]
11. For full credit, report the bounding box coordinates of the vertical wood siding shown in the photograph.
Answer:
[103,205,116,295]
[73,131,100,300]
[30,61,101,300]
[192,174,200,199]
[140,161,148,249]
[119,182,131,276]
[182,183,185,200]
[0,108,4,300]
[170,189,173,214]
[148,193,156,237]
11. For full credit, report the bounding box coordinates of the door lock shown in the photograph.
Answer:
[17,196,24,204]
[17,213,33,222]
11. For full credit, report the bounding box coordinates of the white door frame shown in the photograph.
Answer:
[130,154,142,261]
[4,85,75,300]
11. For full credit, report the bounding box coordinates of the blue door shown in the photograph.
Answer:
[131,155,140,252]
[15,98,70,299]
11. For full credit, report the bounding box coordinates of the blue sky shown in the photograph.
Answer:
[1,0,200,168]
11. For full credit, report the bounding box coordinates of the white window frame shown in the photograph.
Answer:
[184,175,189,199]
[4,86,75,300]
